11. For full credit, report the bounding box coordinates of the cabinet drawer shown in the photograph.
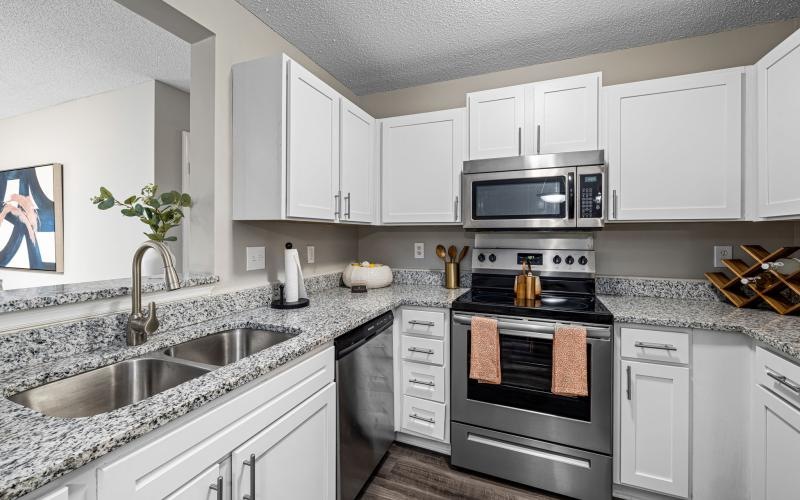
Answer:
[401,309,445,338]
[756,347,800,409]
[402,361,445,402]
[621,327,690,365]
[401,395,446,440]
[401,335,444,365]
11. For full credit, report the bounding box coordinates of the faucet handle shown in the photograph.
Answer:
[143,301,160,335]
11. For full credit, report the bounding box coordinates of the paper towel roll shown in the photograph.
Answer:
[283,247,307,303]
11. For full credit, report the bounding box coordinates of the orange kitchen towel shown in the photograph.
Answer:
[469,316,501,384]
[551,324,588,397]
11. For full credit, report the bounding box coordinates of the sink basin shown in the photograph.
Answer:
[8,358,210,418]
[163,328,295,366]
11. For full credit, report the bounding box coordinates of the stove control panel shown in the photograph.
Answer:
[473,248,595,274]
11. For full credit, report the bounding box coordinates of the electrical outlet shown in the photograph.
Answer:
[714,245,732,268]
[307,245,315,264]
[414,242,424,259]
[246,246,266,271]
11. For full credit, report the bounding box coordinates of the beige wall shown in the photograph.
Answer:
[359,19,800,118]
[165,0,361,290]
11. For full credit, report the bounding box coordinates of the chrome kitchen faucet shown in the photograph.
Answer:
[126,241,181,346]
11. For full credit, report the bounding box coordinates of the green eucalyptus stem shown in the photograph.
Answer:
[91,183,192,242]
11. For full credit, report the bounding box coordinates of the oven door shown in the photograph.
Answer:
[462,167,576,229]
[451,312,612,454]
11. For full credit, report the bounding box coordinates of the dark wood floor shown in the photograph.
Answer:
[359,443,567,500]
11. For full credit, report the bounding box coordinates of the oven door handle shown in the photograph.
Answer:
[453,314,611,340]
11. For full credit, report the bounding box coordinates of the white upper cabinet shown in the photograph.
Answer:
[605,68,744,221]
[286,61,340,220]
[340,98,375,223]
[381,109,465,224]
[467,85,524,160]
[233,54,375,223]
[532,73,600,154]
[757,28,800,218]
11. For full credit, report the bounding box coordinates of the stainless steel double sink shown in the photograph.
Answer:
[8,328,295,418]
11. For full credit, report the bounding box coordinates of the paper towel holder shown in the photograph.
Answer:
[271,243,310,309]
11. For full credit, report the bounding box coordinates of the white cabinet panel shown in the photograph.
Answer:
[402,361,446,403]
[165,463,224,500]
[605,69,743,221]
[468,86,524,160]
[757,28,800,218]
[340,98,375,223]
[620,327,690,365]
[287,60,340,220]
[533,73,599,154]
[35,488,69,500]
[752,385,800,500]
[401,395,446,440]
[401,335,444,365]
[400,308,446,338]
[381,109,464,224]
[620,360,689,498]
[232,383,336,500]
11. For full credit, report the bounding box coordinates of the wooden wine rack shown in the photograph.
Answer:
[705,245,800,315]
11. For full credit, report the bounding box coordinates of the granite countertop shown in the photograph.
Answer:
[0,273,220,314]
[599,294,800,360]
[0,284,467,500]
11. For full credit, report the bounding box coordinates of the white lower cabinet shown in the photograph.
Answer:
[232,383,336,500]
[620,359,689,498]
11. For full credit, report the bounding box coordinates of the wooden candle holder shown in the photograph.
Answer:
[705,245,800,315]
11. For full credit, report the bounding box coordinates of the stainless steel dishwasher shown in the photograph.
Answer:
[336,310,395,500]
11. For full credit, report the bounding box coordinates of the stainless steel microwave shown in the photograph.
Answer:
[462,150,605,230]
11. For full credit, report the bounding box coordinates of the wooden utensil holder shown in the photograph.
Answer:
[705,245,800,315]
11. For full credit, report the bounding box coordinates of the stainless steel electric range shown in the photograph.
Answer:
[450,239,614,500]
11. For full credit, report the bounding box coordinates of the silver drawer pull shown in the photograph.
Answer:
[408,347,434,354]
[409,320,435,327]
[634,341,677,351]
[209,476,223,500]
[410,413,435,424]
[767,370,800,394]
[409,378,435,387]
[243,453,256,500]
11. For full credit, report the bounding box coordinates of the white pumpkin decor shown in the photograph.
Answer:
[343,261,393,289]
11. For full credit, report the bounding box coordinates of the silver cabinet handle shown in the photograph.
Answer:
[536,125,541,154]
[635,341,677,351]
[408,347,434,355]
[410,413,435,424]
[612,189,618,219]
[767,370,800,394]
[209,476,223,500]
[334,191,341,218]
[243,453,256,500]
[454,196,459,221]
[409,379,435,387]
[409,320,435,327]
[518,127,522,156]
[345,192,351,218]
[626,365,632,400]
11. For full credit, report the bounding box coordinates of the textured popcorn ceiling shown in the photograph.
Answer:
[0,0,190,120]
[236,0,800,95]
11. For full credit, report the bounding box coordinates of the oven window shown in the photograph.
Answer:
[472,176,566,219]
[467,332,591,421]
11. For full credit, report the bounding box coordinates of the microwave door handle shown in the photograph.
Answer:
[567,171,575,222]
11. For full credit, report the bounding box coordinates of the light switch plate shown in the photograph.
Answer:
[246,246,266,271]
[307,245,315,264]
[414,242,424,259]
[714,245,732,268]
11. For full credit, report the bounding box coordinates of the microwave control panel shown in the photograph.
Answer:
[579,173,603,219]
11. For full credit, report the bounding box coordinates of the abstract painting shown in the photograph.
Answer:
[0,164,63,272]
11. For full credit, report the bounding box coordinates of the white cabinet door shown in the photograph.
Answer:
[232,383,336,500]
[605,69,743,221]
[287,60,340,220]
[381,109,465,224]
[340,98,375,223]
[620,360,689,498]
[467,85,524,160]
[757,28,800,218]
[752,386,800,500]
[165,462,226,500]
[533,73,599,154]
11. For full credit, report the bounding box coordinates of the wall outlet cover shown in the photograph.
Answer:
[307,245,315,264]
[246,246,266,271]
[414,242,424,259]
[714,245,732,268]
